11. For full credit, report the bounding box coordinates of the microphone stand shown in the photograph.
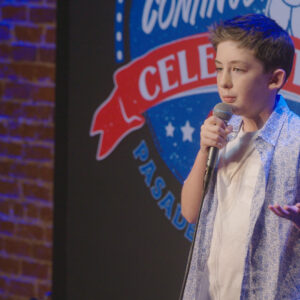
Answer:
[178,163,214,300]
[178,102,232,299]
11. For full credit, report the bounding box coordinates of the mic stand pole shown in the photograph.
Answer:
[178,165,213,300]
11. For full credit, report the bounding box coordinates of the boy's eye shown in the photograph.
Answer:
[232,67,243,72]
[215,67,223,72]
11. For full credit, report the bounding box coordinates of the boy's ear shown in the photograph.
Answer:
[269,69,286,90]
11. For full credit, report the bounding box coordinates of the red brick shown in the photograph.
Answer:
[13,162,39,179]
[7,141,23,157]
[27,203,39,219]
[10,123,52,141]
[45,27,56,44]
[12,63,56,82]
[0,122,8,136]
[39,47,56,63]
[22,104,54,121]
[0,101,22,117]
[4,82,33,100]
[38,282,52,299]
[39,125,54,141]
[0,220,15,235]
[0,276,7,292]
[22,261,48,279]
[47,265,52,280]
[1,5,27,22]
[12,44,37,61]
[0,178,19,197]
[13,163,52,181]
[0,62,16,80]
[0,198,10,214]
[39,165,53,181]
[15,25,43,43]
[13,202,24,218]
[24,144,52,161]
[4,295,29,300]
[0,24,11,41]
[0,44,11,59]
[0,141,23,157]
[0,160,12,176]
[17,0,43,2]
[39,166,53,181]
[0,237,4,251]
[32,243,52,261]
[0,237,4,250]
[40,206,52,222]
[10,123,36,139]
[32,86,55,102]
[21,104,38,119]
[0,141,6,155]
[37,124,54,140]
[5,238,32,257]
[23,182,50,201]
[8,279,34,297]
[16,223,43,240]
[45,227,52,243]
[0,257,20,274]
[38,126,54,141]
[30,7,56,23]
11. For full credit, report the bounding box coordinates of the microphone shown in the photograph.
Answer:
[203,103,233,195]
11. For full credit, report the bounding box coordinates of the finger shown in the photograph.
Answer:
[206,116,227,128]
[202,123,228,140]
[201,130,228,149]
[269,205,291,218]
[274,205,291,217]
[295,203,300,208]
[201,127,227,140]
[283,206,300,227]
[277,206,300,225]
[202,130,227,142]
[225,125,233,134]
[202,136,226,149]
[269,204,300,229]
[268,205,287,218]
[284,205,300,216]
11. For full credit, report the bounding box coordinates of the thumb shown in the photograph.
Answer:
[225,125,233,134]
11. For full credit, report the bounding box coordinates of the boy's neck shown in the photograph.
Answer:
[242,117,265,132]
[242,96,277,132]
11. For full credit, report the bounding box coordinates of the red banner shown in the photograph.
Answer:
[90,34,300,160]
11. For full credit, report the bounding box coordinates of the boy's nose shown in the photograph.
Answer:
[219,71,233,89]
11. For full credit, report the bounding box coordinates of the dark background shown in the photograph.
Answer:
[53,1,190,299]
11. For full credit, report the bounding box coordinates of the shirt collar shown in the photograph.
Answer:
[227,95,288,146]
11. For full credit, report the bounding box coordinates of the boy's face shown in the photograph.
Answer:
[215,40,274,120]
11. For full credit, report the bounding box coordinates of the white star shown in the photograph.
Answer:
[165,122,175,137]
[181,121,195,142]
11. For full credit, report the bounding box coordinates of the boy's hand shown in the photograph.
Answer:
[268,203,300,230]
[200,115,233,154]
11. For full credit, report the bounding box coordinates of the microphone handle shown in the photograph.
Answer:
[203,147,219,195]
[203,118,230,194]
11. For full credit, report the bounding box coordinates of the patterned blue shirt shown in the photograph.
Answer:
[183,95,300,300]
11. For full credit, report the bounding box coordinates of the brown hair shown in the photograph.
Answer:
[209,14,295,80]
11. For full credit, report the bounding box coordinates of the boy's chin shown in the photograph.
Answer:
[230,105,240,115]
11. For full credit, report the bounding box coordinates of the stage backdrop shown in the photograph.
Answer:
[54,1,300,299]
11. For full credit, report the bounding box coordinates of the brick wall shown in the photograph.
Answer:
[0,0,56,299]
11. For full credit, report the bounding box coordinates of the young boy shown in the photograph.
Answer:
[181,14,300,299]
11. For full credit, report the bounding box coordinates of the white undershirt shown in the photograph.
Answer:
[207,128,261,300]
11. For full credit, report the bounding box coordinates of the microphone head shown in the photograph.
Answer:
[213,103,233,122]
